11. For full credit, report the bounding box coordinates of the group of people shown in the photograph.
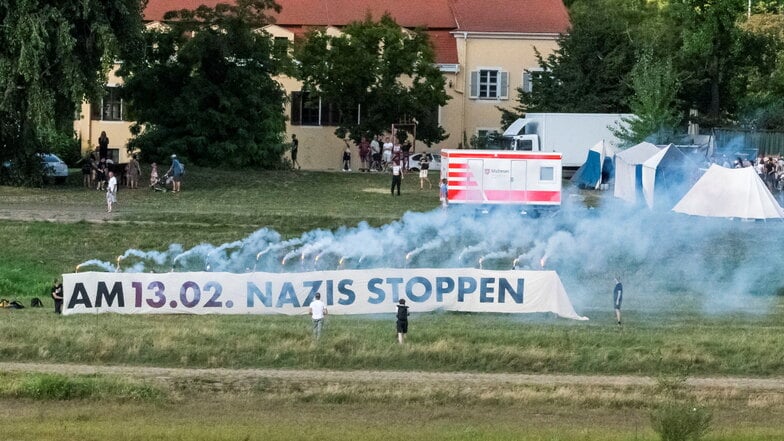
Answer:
[79,134,185,213]
[717,154,784,194]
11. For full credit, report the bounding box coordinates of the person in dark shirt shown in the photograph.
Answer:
[396,299,409,344]
[51,278,63,314]
[613,276,623,326]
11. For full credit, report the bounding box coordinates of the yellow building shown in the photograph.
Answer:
[75,0,569,168]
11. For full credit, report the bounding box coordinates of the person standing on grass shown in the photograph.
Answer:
[309,292,327,339]
[167,154,183,193]
[342,140,352,172]
[419,155,431,190]
[613,276,623,326]
[439,178,448,208]
[51,278,63,314]
[106,171,117,213]
[391,161,403,195]
[290,134,300,170]
[396,299,409,344]
[128,154,142,189]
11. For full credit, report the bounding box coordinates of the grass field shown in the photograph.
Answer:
[2,166,784,440]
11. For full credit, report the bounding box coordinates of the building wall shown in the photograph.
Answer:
[452,34,559,146]
[74,28,560,169]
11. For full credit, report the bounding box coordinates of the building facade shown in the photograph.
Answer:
[74,0,569,168]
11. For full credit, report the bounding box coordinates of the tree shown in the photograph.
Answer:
[736,13,784,129]
[614,51,682,145]
[500,0,658,128]
[293,14,450,145]
[0,0,144,185]
[666,0,749,123]
[121,0,287,168]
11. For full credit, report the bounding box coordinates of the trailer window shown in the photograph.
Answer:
[518,139,534,151]
[540,167,554,181]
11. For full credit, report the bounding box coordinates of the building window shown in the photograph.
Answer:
[290,91,343,126]
[522,68,544,93]
[470,69,508,100]
[90,86,124,121]
[273,37,289,60]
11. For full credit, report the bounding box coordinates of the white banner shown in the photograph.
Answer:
[62,269,587,320]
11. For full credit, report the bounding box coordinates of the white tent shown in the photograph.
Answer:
[673,164,784,219]
[641,144,699,209]
[614,142,660,203]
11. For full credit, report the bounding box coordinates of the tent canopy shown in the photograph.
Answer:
[614,142,660,203]
[673,164,784,219]
[641,144,699,209]
[571,140,617,190]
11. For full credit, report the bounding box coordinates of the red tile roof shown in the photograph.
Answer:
[450,0,569,34]
[144,0,568,64]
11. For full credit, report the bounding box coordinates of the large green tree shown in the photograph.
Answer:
[736,13,784,129]
[667,0,751,124]
[293,14,450,145]
[613,51,682,145]
[500,0,659,128]
[121,0,287,168]
[0,0,144,185]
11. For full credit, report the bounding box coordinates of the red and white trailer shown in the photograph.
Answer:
[441,149,562,207]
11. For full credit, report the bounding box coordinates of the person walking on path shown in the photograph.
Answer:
[391,161,403,195]
[167,154,184,193]
[309,292,328,339]
[613,276,623,326]
[106,171,117,213]
[396,299,409,344]
[290,134,300,170]
[51,278,63,314]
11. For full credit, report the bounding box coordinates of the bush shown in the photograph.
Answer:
[650,401,712,441]
[650,375,712,441]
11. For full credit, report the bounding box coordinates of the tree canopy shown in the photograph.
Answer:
[293,14,450,145]
[0,0,144,185]
[503,0,784,138]
[121,0,287,168]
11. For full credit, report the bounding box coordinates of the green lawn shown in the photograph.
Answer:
[3,166,784,440]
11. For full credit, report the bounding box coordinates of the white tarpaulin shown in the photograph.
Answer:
[614,142,660,203]
[673,164,784,219]
[62,269,588,320]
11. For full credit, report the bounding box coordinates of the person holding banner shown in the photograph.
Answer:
[309,293,327,339]
[51,278,63,314]
[396,299,409,344]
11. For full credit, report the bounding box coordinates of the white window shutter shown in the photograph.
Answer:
[470,71,479,98]
[499,71,509,99]
[523,71,532,93]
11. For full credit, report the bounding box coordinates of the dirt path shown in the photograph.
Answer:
[3,362,784,391]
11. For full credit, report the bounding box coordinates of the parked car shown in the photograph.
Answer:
[40,153,69,183]
[1,153,69,184]
[408,152,441,172]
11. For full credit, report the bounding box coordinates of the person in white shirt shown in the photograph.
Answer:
[309,292,328,339]
[391,161,403,195]
[382,136,393,165]
[106,171,117,213]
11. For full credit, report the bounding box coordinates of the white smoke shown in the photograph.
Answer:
[77,197,784,313]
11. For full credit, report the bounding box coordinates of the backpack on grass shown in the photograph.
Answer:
[31,298,44,308]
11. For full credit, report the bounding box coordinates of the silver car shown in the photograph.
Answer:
[408,152,441,172]
[40,153,69,183]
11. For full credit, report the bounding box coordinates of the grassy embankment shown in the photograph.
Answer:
[2,167,784,440]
